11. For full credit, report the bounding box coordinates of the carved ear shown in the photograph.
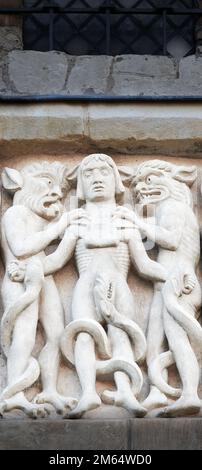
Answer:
[119,166,134,187]
[65,164,79,187]
[172,165,197,187]
[1,167,23,194]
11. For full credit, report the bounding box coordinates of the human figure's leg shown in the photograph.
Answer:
[103,325,146,416]
[65,276,101,418]
[34,277,77,413]
[102,278,146,416]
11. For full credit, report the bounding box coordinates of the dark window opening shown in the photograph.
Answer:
[21,1,199,56]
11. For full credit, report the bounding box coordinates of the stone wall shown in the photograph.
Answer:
[0,25,202,96]
[1,15,202,451]
[0,102,202,159]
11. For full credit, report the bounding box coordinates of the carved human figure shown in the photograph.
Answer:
[118,160,202,417]
[0,162,82,417]
[20,153,167,419]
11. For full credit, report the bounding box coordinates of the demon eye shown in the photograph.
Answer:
[41,176,53,185]
[146,174,156,184]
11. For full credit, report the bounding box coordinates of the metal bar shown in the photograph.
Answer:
[1,4,198,57]
[0,94,202,103]
[0,8,202,15]
[106,8,111,55]
[163,9,167,56]
[49,7,54,51]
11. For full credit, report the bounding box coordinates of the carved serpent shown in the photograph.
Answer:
[0,258,44,400]
[149,276,202,398]
[60,299,146,394]
[3,258,146,398]
[100,299,147,363]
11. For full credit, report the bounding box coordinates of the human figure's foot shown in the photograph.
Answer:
[34,391,78,414]
[156,395,201,418]
[0,392,51,418]
[64,392,101,419]
[142,387,168,411]
[102,389,147,417]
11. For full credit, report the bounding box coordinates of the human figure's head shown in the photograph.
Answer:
[76,154,125,203]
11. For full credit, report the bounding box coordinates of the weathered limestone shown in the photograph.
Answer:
[0,103,202,158]
[1,418,202,450]
[86,103,202,154]
[66,56,113,95]
[1,50,202,96]
[112,55,177,96]
[1,155,202,420]
[0,104,85,141]
[0,162,79,417]
[0,27,22,57]
[179,55,202,85]
[120,160,202,417]
[8,51,69,94]
[0,68,6,92]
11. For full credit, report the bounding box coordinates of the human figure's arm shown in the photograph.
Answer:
[42,228,78,275]
[129,229,167,282]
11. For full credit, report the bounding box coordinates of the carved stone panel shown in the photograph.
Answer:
[0,153,202,420]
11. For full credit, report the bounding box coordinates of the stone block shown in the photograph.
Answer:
[0,102,202,156]
[111,55,176,95]
[0,27,22,55]
[130,418,202,450]
[179,55,202,82]
[0,418,202,450]
[0,67,6,92]
[87,103,202,143]
[0,104,85,140]
[0,419,129,450]
[66,56,113,95]
[8,51,69,94]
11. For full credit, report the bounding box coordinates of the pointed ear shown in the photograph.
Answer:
[64,164,79,188]
[1,167,23,194]
[172,165,197,187]
[118,166,134,187]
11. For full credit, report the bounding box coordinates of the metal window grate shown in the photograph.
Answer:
[0,1,200,56]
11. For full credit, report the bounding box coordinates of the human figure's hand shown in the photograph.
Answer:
[54,209,89,238]
[7,260,26,282]
[67,209,90,239]
[112,206,141,243]
[112,206,142,228]
[68,208,90,227]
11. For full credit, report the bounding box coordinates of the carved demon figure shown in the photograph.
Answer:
[119,160,202,417]
[0,162,81,417]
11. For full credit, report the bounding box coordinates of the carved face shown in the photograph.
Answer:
[81,159,116,202]
[16,171,64,220]
[132,167,172,205]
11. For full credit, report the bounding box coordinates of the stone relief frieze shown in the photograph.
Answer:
[0,154,202,419]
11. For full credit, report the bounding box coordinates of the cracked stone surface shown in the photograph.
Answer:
[66,56,113,95]
[8,51,69,94]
